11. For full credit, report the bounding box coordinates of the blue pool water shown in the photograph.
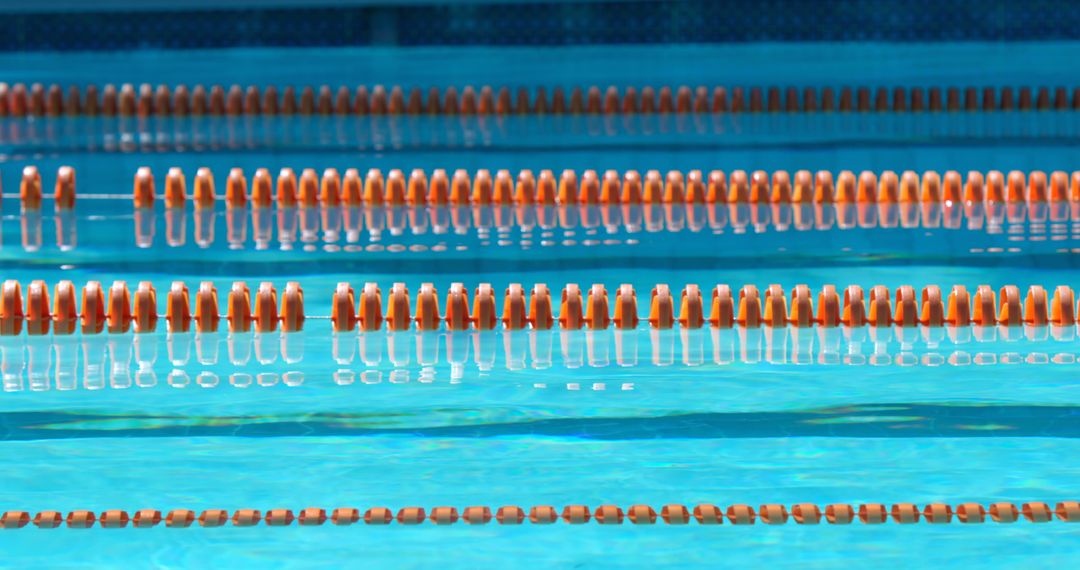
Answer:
[2,40,1080,567]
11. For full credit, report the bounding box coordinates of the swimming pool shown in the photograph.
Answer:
[2,33,1080,568]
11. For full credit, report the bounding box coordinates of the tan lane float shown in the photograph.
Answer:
[0,280,1076,335]
[1,501,1077,528]
[2,83,1079,117]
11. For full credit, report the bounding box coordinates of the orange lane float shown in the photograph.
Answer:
[444,283,470,331]
[106,281,132,334]
[52,281,78,335]
[678,285,705,329]
[108,167,1080,210]
[24,280,49,335]
[659,504,691,524]
[263,509,293,526]
[53,166,76,209]
[254,280,280,332]
[363,169,384,205]
[331,283,358,332]
[194,282,220,332]
[414,283,440,330]
[529,506,558,524]
[166,282,192,332]
[471,284,498,331]
[227,282,254,332]
[133,167,154,208]
[280,282,304,332]
[130,510,161,528]
[193,168,215,209]
[276,168,298,207]
[496,506,525,525]
[383,283,409,331]
[791,504,822,524]
[690,504,721,524]
[330,508,359,525]
[501,284,527,330]
[592,284,629,329]
[0,502,1074,529]
[923,504,953,523]
[226,168,248,208]
[298,169,319,206]
[198,510,228,527]
[0,280,1077,336]
[133,282,158,333]
[959,503,989,524]
[19,166,42,210]
[530,284,555,330]
[585,285,611,330]
[165,168,186,207]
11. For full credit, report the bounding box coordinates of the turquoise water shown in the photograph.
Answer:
[3,44,1080,86]
[1,43,1080,567]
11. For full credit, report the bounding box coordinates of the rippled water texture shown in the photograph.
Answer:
[1,42,1079,567]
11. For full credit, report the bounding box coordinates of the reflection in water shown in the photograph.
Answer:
[2,113,1079,154]
[132,202,1070,251]
[0,325,1077,393]
[4,201,1077,256]
[56,202,1080,252]
[20,210,42,252]
[133,208,154,248]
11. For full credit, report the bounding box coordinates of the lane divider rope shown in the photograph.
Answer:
[8,166,1080,211]
[0,280,1075,336]
[2,83,1078,118]
[2,502,1077,529]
